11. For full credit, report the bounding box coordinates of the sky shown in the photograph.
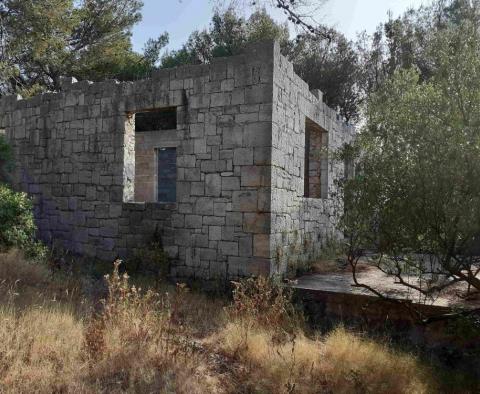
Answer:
[131,0,431,53]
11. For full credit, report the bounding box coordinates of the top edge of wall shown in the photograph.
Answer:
[0,40,280,110]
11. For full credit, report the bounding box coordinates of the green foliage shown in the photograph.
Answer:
[341,14,480,293]
[160,8,289,68]
[0,184,46,260]
[446,311,480,341]
[161,47,196,69]
[356,0,480,95]
[128,237,170,279]
[142,33,169,67]
[288,34,361,122]
[246,8,289,45]
[0,185,35,247]
[318,235,345,261]
[0,0,168,94]
[161,7,361,122]
[0,134,13,183]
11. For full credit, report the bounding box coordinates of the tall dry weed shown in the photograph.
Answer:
[229,276,302,338]
[215,321,434,394]
[82,260,220,393]
[0,259,222,393]
[0,306,85,393]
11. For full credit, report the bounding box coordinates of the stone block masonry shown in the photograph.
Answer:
[1,41,355,282]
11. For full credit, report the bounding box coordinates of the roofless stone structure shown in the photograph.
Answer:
[1,41,354,282]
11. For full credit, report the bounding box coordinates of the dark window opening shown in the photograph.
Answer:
[157,147,177,203]
[135,107,177,132]
[304,117,328,199]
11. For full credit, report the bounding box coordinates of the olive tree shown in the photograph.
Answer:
[339,17,480,316]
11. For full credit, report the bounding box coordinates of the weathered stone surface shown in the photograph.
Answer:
[209,226,222,241]
[253,234,270,258]
[238,236,252,257]
[244,213,270,233]
[232,190,257,212]
[241,166,270,187]
[218,241,238,257]
[233,148,253,165]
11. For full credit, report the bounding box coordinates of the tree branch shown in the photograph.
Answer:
[274,0,333,41]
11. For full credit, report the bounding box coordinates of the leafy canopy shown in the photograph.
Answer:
[161,8,289,68]
[342,11,480,294]
[287,33,360,122]
[0,0,168,95]
[356,0,480,95]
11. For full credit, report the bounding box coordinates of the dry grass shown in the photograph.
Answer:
[0,249,85,311]
[212,276,435,394]
[0,250,439,393]
[0,248,49,286]
[0,253,222,393]
[0,306,84,392]
[214,322,433,393]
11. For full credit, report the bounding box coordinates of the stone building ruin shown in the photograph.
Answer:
[1,41,355,281]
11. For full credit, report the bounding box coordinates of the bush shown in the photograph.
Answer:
[229,276,303,338]
[0,185,35,247]
[128,239,170,278]
[0,184,46,261]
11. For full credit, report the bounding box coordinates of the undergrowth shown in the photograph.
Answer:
[214,275,435,394]
[0,249,455,393]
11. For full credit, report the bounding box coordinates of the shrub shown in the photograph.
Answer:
[229,276,303,338]
[0,184,46,261]
[128,239,170,278]
[0,185,35,247]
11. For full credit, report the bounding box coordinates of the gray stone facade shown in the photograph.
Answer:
[1,41,354,281]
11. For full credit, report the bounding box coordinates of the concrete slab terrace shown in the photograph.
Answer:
[292,262,480,309]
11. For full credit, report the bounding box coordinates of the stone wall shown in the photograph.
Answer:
[1,41,354,281]
[167,42,275,280]
[270,43,355,275]
[0,42,276,281]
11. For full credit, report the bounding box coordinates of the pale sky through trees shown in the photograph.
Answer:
[131,0,430,52]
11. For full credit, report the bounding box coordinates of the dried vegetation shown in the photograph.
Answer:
[0,249,437,393]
